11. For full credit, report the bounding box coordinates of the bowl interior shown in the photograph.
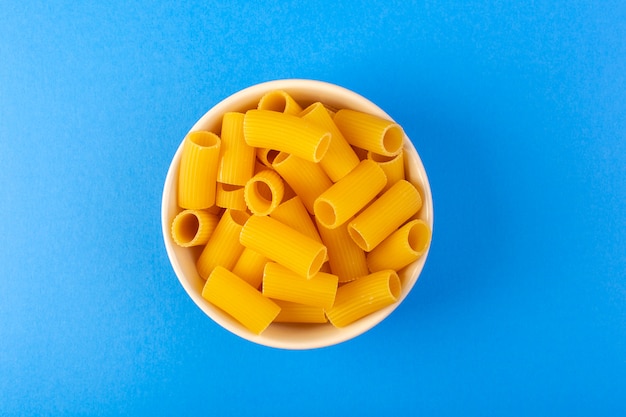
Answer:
[162,79,433,349]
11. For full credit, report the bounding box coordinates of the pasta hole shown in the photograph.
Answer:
[369,152,396,163]
[253,181,273,211]
[408,221,430,254]
[382,125,404,155]
[258,91,288,112]
[175,212,199,244]
[266,150,280,165]
[272,151,290,166]
[314,200,336,228]
[187,131,220,148]
[347,225,369,251]
[308,247,327,278]
[388,272,401,300]
[220,183,241,192]
[314,133,331,162]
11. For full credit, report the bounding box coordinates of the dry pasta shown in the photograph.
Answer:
[178,131,221,209]
[262,262,338,310]
[243,169,284,215]
[257,90,303,115]
[315,218,368,283]
[272,152,332,214]
[171,209,219,247]
[269,196,322,243]
[334,108,404,157]
[272,299,328,324]
[367,219,431,272]
[300,102,360,182]
[348,179,422,251]
[196,210,249,279]
[314,159,387,229]
[243,109,331,163]
[202,266,280,335]
[325,270,401,328]
[239,215,327,279]
[172,90,430,334]
[231,247,268,289]
[368,150,405,193]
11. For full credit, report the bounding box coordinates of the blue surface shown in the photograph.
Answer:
[1,1,625,415]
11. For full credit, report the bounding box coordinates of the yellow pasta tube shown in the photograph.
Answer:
[257,90,303,115]
[240,215,327,279]
[202,266,280,335]
[218,112,256,186]
[216,183,247,211]
[269,196,322,243]
[244,169,284,216]
[231,247,268,289]
[262,263,338,310]
[300,102,360,182]
[170,209,219,247]
[367,219,432,272]
[272,300,328,324]
[333,109,404,157]
[316,218,368,283]
[197,210,250,279]
[243,109,331,163]
[178,131,221,209]
[314,159,386,229]
[326,270,401,328]
[272,152,332,214]
[348,180,422,251]
[368,150,405,193]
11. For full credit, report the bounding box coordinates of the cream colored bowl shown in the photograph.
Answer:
[161,79,433,349]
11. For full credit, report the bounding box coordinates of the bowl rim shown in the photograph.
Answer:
[161,78,434,350]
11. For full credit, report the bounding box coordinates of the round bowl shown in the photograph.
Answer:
[161,79,433,349]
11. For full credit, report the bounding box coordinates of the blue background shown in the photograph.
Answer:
[1,1,625,415]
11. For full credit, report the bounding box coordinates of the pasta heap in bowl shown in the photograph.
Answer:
[162,80,433,349]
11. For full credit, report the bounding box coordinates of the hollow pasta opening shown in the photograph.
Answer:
[388,272,401,300]
[315,199,336,228]
[314,133,331,162]
[382,124,403,155]
[174,212,200,244]
[220,183,241,192]
[347,226,368,251]
[252,180,273,212]
[188,131,220,148]
[308,247,328,278]
[258,91,289,112]
[408,221,430,254]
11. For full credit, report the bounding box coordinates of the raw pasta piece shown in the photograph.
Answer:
[197,210,249,279]
[314,159,386,229]
[202,266,280,335]
[315,218,368,283]
[218,112,256,186]
[216,183,247,211]
[178,131,221,209]
[300,102,360,182]
[272,300,328,324]
[367,219,431,272]
[240,215,327,279]
[232,247,268,289]
[326,270,401,328]
[368,150,405,193]
[170,209,219,247]
[272,152,332,214]
[243,109,331,163]
[244,169,284,216]
[334,109,404,157]
[257,90,303,115]
[348,180,422,251]
[269,196,322,243]
[262,263,338,310]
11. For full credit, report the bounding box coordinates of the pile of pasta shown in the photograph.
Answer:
[171,90,431,335]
